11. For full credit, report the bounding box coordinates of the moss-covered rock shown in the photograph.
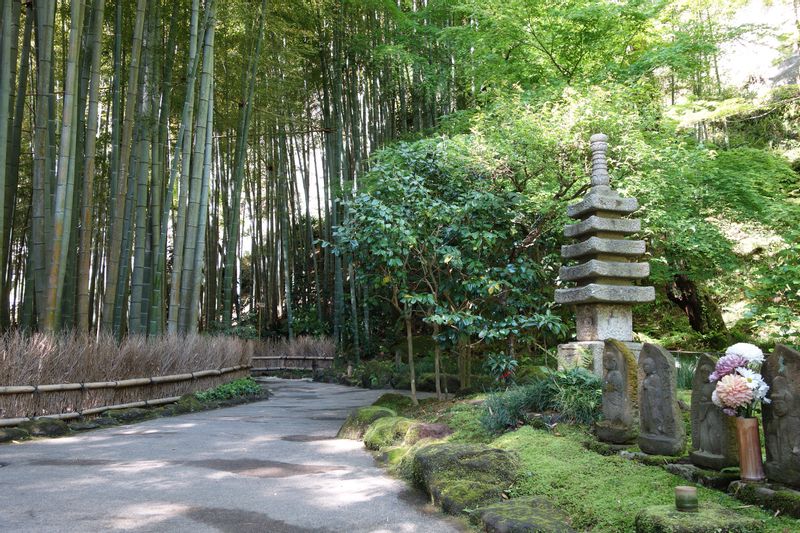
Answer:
[18,418,69,437]
[410,442,519,515]
[477,496,576,532]
[0,427,30,443]
[404,422,453,445]
[729,480,800,519]
[105,407,157,423]
[162,394,204,416]
[68,420,102,431]
[634,504,764,532]
[372,393,414,412]
[336,406,396,440]
[664,463,739,490]
[364,416,415,450]
[379,445,411,467]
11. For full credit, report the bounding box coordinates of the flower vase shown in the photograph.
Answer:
[735,417,765,482]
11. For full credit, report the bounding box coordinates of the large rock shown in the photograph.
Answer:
[595,340,637,444]
[336,406,396,440]
[18,418,69,437]
[0,427,30,443]
[476,496,576,533]
[690,354,738,470]
[729,480,800,519]
[762,344,800,488]
[410,443,519,515]
[634,504,763,532]
[363,416,414,450]
[105,407,157,423]
[404,423,453,445]
[638,344,685,456]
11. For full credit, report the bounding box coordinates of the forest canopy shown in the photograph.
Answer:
[0,0,797,361]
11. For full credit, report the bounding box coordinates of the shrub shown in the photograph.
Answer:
[194,378,262,402]
[480,368,602,432]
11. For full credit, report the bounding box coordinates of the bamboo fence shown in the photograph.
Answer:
[0,365,251,425]
[251,355,334,372]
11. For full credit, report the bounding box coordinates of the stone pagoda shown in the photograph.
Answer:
[555,134,654,375]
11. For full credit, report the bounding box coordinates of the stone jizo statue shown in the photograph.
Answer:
[763,345,800,488]
[595,339,637,444]
[637,344,685,456]
[690,354,738,470]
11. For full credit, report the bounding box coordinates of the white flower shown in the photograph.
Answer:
[712,389,722,407]
[725,343,764,366]
[736,367,770,402]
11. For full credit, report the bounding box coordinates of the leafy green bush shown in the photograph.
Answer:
[481,368,602,433]
[675,354,698,390]
[194,377,262,402]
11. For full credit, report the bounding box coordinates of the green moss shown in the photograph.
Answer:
[634,504,763,532]
[442,402,492,443]
[476,497,576,532]
[730,482,800,519]
[372,393,414,413]
[18,418,69,437]
[363,416,414,450]
[410,442,519,515]
[336,406,396,440]
[380,445,411,468]
[492,426,793,532]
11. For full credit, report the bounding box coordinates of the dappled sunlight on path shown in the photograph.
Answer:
[0,379,462,532]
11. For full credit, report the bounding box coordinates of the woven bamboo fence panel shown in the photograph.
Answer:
[0,365,251,424]
[251,355,334,372]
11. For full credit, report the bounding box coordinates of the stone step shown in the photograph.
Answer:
[559,259,649,281]
[555,283,655,305]
[561,236,646,260]
[567,193,638,219]
[564,215,641,238]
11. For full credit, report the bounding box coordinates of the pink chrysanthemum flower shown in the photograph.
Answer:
[716,374,754,411]
[709,354,748,382]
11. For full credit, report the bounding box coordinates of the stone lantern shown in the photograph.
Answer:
[555,134,655,375]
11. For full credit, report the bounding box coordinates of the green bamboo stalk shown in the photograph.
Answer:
[101,0,147,332]
[76,0,105,333]
[42,0,86,331]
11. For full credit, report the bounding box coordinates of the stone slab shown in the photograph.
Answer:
[567,194,639,219]
[634,504,764,533]
[564,215,641,238]
[476,496,576,532]
[555,284,655,305]
[762,344,800,488]
[729,480,800,519]
[576,304,633,341]
[559,259,649,282]
[561,236,646,259]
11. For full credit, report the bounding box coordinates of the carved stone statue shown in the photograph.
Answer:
[690,354,738,470]
[637,344,685,456]
[595,339,637,444]
[763,345,800,488]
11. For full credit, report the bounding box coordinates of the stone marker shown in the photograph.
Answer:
[690,354,738,470]
[637,344,685,456]
[555,134,655,374]
[595,339,637,444]
[762,344,800,488]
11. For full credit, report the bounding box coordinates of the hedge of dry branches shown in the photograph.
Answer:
[0,333,253,419]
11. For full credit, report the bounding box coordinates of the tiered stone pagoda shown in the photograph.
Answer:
[555,134,655,375]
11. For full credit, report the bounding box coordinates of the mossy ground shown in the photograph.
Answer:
[363,416,414,450]
[492,426,795,532]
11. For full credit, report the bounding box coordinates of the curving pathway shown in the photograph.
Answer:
[0,378,463,532]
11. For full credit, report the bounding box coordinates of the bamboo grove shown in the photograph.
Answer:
[0,0,467,339]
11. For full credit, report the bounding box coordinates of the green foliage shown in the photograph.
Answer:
[194,377,262,402]
[481,368,602,433]
[483,353,519,385]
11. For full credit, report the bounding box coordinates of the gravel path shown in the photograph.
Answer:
[0,378,463,533]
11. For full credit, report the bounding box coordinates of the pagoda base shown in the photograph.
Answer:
[557,340,642,376]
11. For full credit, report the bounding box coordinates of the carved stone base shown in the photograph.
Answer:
[595,420,637,445]
[558,341,642,376]
[690,450,738,471]
[639,433,684,456]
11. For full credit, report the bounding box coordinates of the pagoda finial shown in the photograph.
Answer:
[590,133,609,187]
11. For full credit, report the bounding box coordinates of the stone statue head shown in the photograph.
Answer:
[604,352,617,372]
[642,357,655,375]
[771,376,794,417]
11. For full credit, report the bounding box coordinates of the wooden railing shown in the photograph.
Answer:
[0,365,251,426]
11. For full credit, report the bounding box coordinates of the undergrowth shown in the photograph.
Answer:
[194,377,262,402]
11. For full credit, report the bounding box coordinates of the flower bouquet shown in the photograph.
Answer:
[709,343,770,481]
